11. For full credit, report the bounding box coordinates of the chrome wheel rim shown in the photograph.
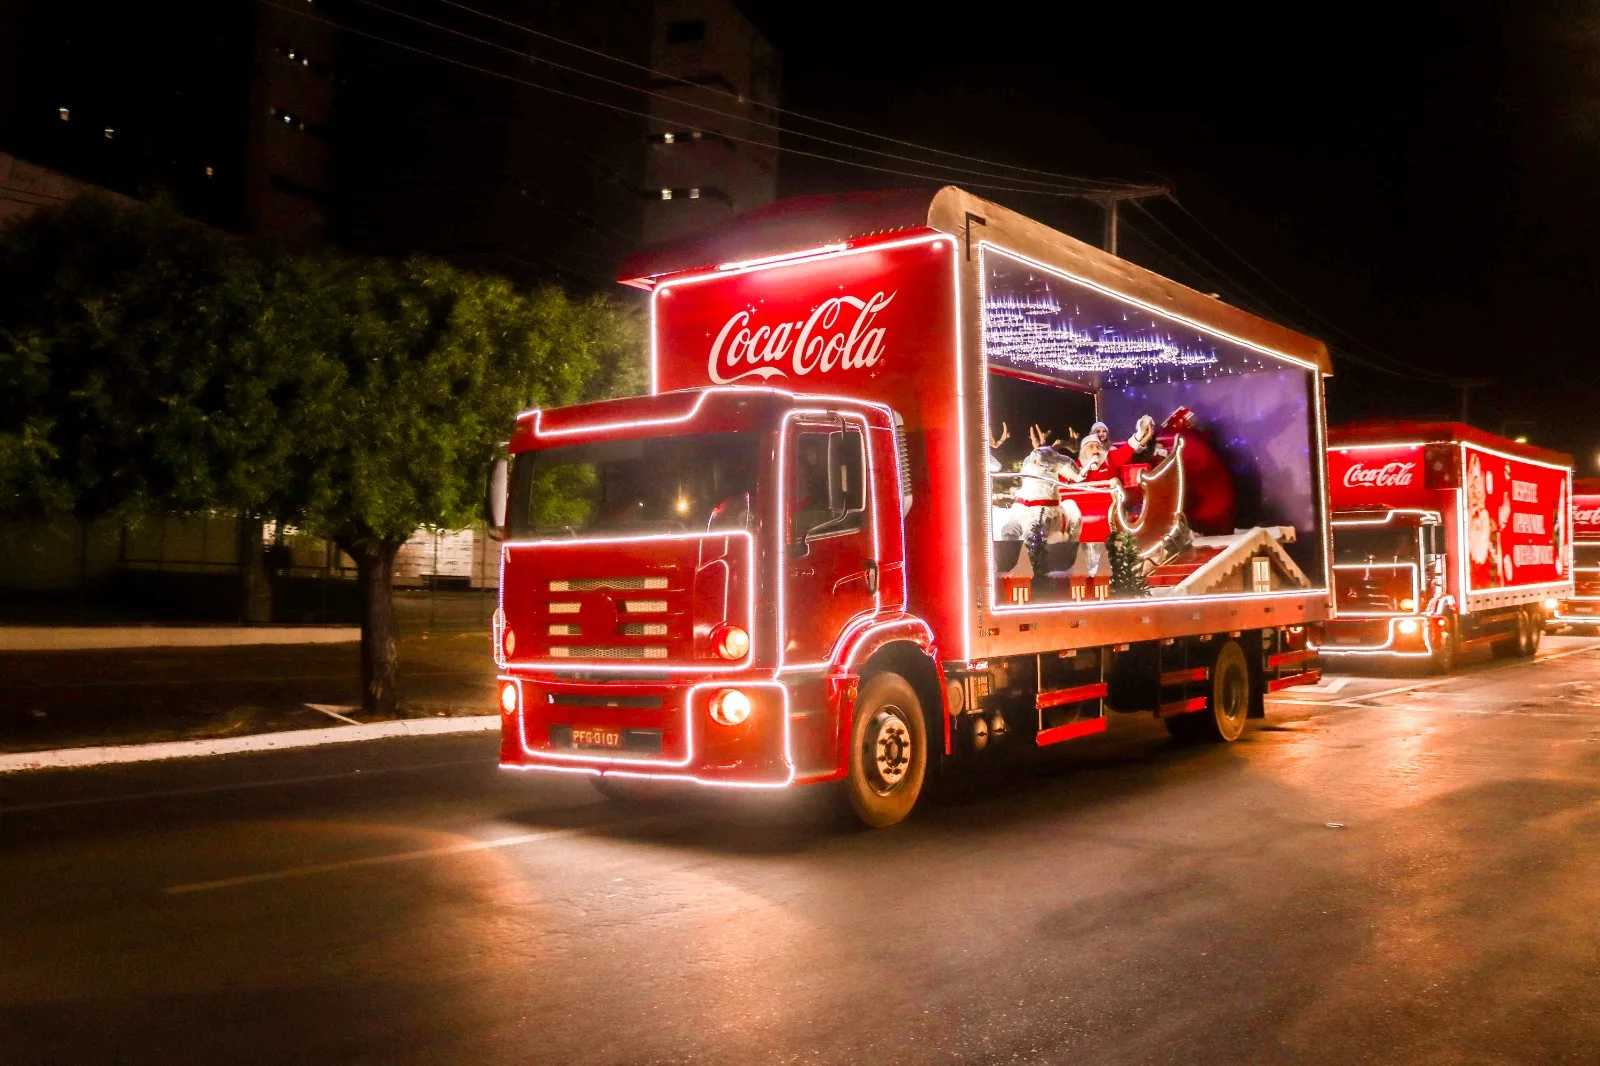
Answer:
[867,707,913,795]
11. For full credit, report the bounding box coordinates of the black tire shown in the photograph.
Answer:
[1429,613,1458,674]
[844,672,928,828]
[1521,606,1543,657]
[1165,640,1251,743]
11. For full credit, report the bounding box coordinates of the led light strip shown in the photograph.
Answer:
[506,679,793,787]
[974,241,1330,622]
[498,530,757,675]
[1315,615,1435,657]
[1330,509,1443,526]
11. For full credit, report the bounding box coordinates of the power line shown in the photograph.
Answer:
[1160,196,1477,384]
[344,0,1122,195]
[425,0,1138,189]
[261,0,1141,200]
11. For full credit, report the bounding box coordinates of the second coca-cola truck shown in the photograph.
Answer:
[1549,478,1600,631]
[1320,421,1573,670]
[492,187,1330,826]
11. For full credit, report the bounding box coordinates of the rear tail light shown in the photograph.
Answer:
[709,688,752,726]
[711,623,750,661]
[499,681,520,715]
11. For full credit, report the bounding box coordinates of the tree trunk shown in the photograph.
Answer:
[236,515,272,624]
[352,542,402,717]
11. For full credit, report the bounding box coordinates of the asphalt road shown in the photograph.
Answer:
[4,638,1600,1065]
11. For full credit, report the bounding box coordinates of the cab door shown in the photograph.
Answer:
[783,416,879,665]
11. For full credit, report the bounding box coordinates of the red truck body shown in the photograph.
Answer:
[1321,421,1574,664]
[1552,478,1600,628]
[494,188,1331,820]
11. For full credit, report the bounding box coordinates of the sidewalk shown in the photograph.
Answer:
[0,627,497,758]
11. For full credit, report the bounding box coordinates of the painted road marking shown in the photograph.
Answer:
[0,715,500,774]
[164,828,578,894]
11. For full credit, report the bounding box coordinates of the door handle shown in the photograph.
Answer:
[864,558,879,595]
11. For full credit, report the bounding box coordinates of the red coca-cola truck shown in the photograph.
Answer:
[1550,478,1600,631]
[491,187,1330,826]
[1320,421,1574,670]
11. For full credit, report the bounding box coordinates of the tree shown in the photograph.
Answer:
[274,254,641,714]
[1107,529,1151,597]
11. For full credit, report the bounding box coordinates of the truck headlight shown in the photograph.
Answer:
[712,623,750,661]
[1544,598,1559,611]
[1397,619,1420,635]
[499,681,520,715]
[709,688,752,726]
[1399,597,1416,612]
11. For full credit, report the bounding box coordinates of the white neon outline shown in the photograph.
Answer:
[511,678,793,786]
[1331,508,1442,527]
[717,244,846,271]
[1315,615,1436,657]
[775,408,882,671]
[974,241,1331,624]
[648,232,953,397]
[500,530,757,675]
[1457,441,1574,601]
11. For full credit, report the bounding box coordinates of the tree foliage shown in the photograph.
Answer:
[0,194,645,711]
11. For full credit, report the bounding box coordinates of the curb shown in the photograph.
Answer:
[0,715,501,774]
[0,626,360,651]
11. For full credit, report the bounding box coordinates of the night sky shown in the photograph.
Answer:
[739,1,1600,469]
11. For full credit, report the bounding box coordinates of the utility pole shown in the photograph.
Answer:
[1456,380,1492,424]
[1083,185,1170,256]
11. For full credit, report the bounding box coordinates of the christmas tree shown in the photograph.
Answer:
[1107,529,1151,597]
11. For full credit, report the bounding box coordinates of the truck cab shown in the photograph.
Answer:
[495,388,922,810]
[1326,508,1447,658]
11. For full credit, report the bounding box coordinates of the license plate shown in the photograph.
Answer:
[571,726,622,749]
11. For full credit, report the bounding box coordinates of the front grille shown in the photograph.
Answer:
[620,622,668,636]
[549,646,669,660]
[550,577,669,591]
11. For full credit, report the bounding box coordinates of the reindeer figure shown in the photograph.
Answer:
[996,425,1084,564]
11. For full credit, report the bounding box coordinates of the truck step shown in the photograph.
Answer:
[1035,681,1108,710]
[1037,717,1107,746]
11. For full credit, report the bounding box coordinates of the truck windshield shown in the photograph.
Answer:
[1334,525,1420,566]
[1576,544,1600,568]
[508,432,759,537]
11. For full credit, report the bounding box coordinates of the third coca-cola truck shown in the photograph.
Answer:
[1549,478,1600,631]
[1320,421,1573,670]
[491,187,1329,826]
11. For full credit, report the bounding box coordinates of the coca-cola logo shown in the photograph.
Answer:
[1343,461,1416,489]
[707,291,895,385]
[1576,506,1600,527]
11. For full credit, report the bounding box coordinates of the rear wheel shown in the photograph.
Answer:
[844,672,928,828]
[1166,640,1251,743]
[1520,606,1543,657]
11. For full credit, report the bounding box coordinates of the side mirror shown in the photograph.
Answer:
[485,456,508,531]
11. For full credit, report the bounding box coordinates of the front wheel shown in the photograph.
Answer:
[844,672,928,828]
[1430,613,1458,674]
[1166,640,1251,743]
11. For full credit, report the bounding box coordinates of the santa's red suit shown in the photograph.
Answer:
[1156,407,1235,535]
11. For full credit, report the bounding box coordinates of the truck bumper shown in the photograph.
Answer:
[496,674,797,787]
[1317,615,1433,657]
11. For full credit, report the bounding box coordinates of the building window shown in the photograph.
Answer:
[58,107,69,121]
[649,129,727,147]
[650,186,733,207]
[665,19,705,44]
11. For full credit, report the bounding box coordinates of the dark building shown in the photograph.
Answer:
[336,0,656,288]
[0,0,777,281]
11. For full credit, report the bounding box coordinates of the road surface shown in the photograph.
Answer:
[4,638,1599,1064]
